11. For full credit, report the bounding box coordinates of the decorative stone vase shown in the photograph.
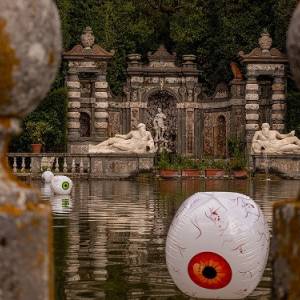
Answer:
[259,32,272,53]
[182,54,197,62]
[159,169,180,178]
[127,53,142,67]
[181,169,200,178]
[128,53,142,62]
[205,168,225,178]
[232,169,248,179]
[31,143,42,153]
[81,26,95,49]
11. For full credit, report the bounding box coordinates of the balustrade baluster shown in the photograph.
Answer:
[63,157,68,173]
[21,157,25,173]
[80,158,84,173]
[71,159,76,173]
[13,157,17,173]
[55,157,59,173]
[29,157,32,173]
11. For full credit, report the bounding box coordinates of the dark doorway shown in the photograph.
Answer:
[80,112,91,137]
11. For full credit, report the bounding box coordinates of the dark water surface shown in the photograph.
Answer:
[38,177,300,300]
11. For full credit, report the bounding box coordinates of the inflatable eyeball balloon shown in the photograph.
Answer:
[166,192,269,299]
[51,195,72,215]
[51,176,73,195]
[42,171,54,183]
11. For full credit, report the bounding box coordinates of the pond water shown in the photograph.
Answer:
[36,177,300,300]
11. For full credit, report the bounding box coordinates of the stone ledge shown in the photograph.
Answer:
[252,154,300,179]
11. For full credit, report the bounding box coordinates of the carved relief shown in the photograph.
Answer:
[186,110,194,154]
[131,108,139,129]
[108,112,121,137]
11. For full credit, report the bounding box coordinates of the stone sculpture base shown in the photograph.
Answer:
[252,154,300,179]
[90,153,155,179]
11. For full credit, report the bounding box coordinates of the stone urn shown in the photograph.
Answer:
[127,53,142,67]
[182,54,197,62]
[81,26,95,49]
[259,31,272,54]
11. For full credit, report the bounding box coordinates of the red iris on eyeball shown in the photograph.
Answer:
[188,252,232,289]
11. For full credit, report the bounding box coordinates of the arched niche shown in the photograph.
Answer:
[80,112,91,137]
[143,90,178,153]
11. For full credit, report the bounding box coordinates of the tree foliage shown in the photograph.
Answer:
[14,0,300,151]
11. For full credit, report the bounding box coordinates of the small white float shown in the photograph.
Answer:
[50,175,73,195]
[166,192,269,299]
[41,171,54,183]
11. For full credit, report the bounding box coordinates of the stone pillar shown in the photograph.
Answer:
[272,199,300,299]
[186,109,195,156]
[245,76,260,147]
[94,74,109,141]
[0,0,62,299]
[230,79,246,139]
[67,70,81,141]
[271,76,286,132]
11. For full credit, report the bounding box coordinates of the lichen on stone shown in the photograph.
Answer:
[0,19,19,105]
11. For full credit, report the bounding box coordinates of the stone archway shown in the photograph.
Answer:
[144,90,177,153]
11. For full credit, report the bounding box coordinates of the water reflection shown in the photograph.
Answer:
[38,177,300,299]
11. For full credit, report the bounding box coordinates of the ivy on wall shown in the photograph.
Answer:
[13,0,300,151]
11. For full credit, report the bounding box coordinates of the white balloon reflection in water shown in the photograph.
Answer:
[41,183,53,197]
[50,195,73,215]
[166,192,270,299]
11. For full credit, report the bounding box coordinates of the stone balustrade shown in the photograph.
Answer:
[8,153,90,177]
[7,153,155,179]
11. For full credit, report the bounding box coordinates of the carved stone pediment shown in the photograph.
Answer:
[64,27,114,60]
[239,32,287,64]
[213,83,229,99]
[147,45,177,68]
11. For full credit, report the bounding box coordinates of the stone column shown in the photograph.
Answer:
[272,199,300,299]
[94,74,109,141]
[271,76,286,132]
[67,70,81,141]
[0,0,62,299]
[245,76,260,147]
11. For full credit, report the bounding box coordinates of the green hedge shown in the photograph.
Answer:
[10,88,68,153]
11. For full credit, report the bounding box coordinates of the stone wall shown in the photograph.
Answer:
[64,31,288,158]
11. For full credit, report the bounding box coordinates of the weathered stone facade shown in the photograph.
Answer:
[64,29,288,157]
[64,27,114,153]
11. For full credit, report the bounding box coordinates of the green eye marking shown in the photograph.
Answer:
[62,199,69,208]
[62,181,70,190]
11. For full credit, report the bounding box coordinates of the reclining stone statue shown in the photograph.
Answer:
[251,123,300,154]
[89,123,156,154]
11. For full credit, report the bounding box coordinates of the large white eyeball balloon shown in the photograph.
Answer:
[50,195,72,214]
[166,192,269,299]
[42,171,54,183]
[51,176,73,195]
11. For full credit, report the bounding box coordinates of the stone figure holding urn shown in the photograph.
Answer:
[251,123,300,154]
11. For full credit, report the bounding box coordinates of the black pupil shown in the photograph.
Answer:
[202,266,217,279]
